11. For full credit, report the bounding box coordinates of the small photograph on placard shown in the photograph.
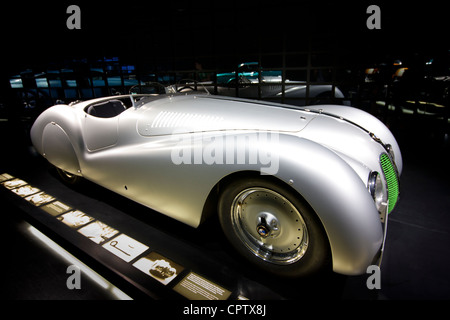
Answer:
[78,220,119,244]
[40,201,72,217]
[25,191,55,206]
[133,252,184,285]
[57,210,94,228]
[11,185,40,197]
[102,234,149,262]
[2,178,27,190]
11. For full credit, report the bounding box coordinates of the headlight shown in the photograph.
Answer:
[368,171,388,215]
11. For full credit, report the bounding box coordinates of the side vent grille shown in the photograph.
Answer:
[380,153,399,213]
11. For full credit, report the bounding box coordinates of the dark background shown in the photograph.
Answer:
[2,1,448,60]
[1,1,449,118]
[1,1,449,108]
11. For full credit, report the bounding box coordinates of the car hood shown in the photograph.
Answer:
[136,95,315,136]
[134,94,402,174]
[306,104,402,174]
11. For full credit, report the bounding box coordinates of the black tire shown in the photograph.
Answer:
[218,176,330,278]
[56,167,82,185]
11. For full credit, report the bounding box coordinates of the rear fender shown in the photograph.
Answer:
[42,122,81,176]
[30,105,82,176]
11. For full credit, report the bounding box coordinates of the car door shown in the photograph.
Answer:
[83,99,125,151]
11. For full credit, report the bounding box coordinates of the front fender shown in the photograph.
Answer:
[191,132,383,275]
[269,135,383,275]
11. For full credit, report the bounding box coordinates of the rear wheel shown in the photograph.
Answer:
[218,177,330,277]
[56,167,82,185]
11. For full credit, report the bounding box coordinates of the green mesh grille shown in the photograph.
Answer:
[380,153,399,213]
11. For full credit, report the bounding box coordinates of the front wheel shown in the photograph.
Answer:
[218,177,330,278]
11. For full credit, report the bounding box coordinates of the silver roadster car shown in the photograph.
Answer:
[30,92,401,277]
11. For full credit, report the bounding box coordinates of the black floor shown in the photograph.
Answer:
[1,105,449,301]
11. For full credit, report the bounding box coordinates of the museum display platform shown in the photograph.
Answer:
[0,167,276,300]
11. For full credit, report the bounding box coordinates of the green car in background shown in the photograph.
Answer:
[216,62,282,84]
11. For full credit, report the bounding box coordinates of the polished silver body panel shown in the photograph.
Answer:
[30,93,402,275]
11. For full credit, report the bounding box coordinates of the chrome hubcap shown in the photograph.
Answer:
[230,187,309,265]
[256,212,280,238]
